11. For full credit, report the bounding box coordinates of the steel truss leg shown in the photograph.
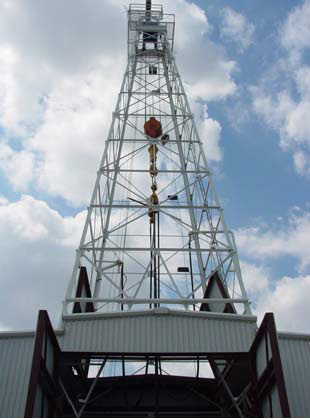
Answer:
[58,358,108,418]
[212,362,244,418]
[162,53,206,292]
[77,358,108,417]
[59,378,79,418]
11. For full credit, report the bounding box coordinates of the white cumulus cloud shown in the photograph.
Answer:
[220,7,255,53]
[280,0,310,53]
[255,275,310,332]
[251,0,310,177]
[236,208,310,273]
[199,105,223,162]
[0,195,85,330]
[235,208,310,332]
[240,261,270,297]
[0,143,35,190]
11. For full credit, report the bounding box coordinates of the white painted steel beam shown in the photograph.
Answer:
[67,298,249,305]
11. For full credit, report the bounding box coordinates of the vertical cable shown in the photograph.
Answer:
[189,237,195,311]
[121,263,124,311]
[153,209,157,305]
[149,222,153,308]
[157,211,160,303]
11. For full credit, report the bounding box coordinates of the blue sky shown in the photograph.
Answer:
[0,0,309,332]
[197,0,309,224]
[205,1,310,289]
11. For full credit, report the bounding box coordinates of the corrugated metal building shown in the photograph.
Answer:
[0,332,35,418]
[278,332,310,417]
[1,310,310,417]
[0,310,257,417]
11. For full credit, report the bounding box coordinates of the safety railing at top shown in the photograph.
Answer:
[129,3,164,17]
[128,3,175,58]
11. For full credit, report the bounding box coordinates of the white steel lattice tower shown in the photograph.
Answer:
[64,3,251,317]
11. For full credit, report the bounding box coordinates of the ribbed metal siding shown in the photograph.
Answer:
[0,334,34,418]
[256,334,272,379]
[261,385,282,417]
[270,386,282,417]
[61,312,257,353]
[278,334,310,417]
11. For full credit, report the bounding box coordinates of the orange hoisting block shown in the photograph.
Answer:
[144,117,163,138]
